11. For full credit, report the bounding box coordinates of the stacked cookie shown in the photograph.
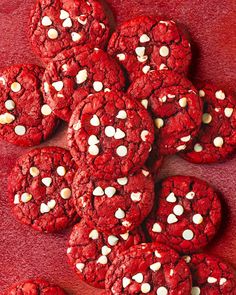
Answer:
[2,0,236,294]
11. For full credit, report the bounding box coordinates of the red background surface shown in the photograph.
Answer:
[0,0,235,294]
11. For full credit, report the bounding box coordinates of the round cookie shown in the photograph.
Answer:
[9,147,78,233]
[105,242,192,294]
[186,254,236,295]
[0,64,58,147]
[67,219,144,289]
[29,0,110,63]
[68,91,154,180]
[128,70,203,155]
[108,16,191,82]
[146,175,222,253]
[180,83,236,163]
[5,278,66,295]
[72,168,154,234]
[43,45,126,121]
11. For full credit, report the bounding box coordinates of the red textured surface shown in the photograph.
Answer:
[0,0,235,294]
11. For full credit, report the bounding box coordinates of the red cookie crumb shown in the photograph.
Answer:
[186,254,236,295]
[105,242,192,294]
[180,83,236,163]
[128,70,203,155]
[5,278,66,295]
[67,219,144,289]
[146,175,222,253]
[68,91,154,180]
[108,16,191,82]
[29,0,110,63]
[8,147,78,233]
[0,64,58,147]
[72,168,154,235]
[43,45,126,121]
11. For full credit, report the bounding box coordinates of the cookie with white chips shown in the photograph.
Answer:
[72,168,154,234]
[8,147,78,233]
[146,175,222,253]
[0,64,58,147]
[67,219,144,288]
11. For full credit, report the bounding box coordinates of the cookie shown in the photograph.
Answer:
[186,254,236,295]
[9,147,78,233]
[180,83,236,163]
[68,91,154,180]
[29,0,110,63]
[146,175,222,253]
[105,242,192,294]
[5,278,66,295]
[43,45,126,121]
[72,168,154,235]
[108,16,191,82]
[128,70,203,155]
[0,64,58,147]
[67,219,144,288]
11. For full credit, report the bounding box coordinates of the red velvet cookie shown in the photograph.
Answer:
[146,176,222,253]
[5,278,66,295]
[186,254,236,295]
[0,64,58,147]
[105,242,192,294]
[180,83,236,163]
[108,16,191,82]
[128,70,203,155]
[67,219,144,289]
[29,0,109,63]
[68,91,154,180]
[72,168,154,234]
[43,45,126,121]
[9,147,78,233]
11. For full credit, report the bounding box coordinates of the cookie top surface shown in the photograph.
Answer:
[9,147,78,233]
[146,175,222,253]
[43,45,126,121]
[29,0,110,63]
[186,254,236,295]
[128,70,203,155]
[0,64,58,147]
[72,168,154,234]
[108,16,191,81]
[5,279,66,295]
[180,83,236,163]
[105,242,192,294]
[67,219,144,289]
[68,91,154,179]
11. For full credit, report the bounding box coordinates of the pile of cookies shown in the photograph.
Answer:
[1,0,236,294]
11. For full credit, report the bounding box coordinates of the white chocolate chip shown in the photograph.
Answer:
[90,114,100,126]
[202,113,212,124]
[60,10,69,19]
[11,82,21,92]
[63,17,72,28]
[76,69,88,84]
[71,32,81,42]
[14,125,26,135]
[93,186,104,196]
[142,170,149,176]
[0,113,15,124]
[117,177,128,185]
[41,177,52,187]
[52,81,63,91]
[141,130,149,141]
[179,97,187,108]
[114,128,126,139]
[224,108,233,118]
[155,251,162,258]
[78,15,87,25]
[116,110,127,119]
[156,286,168,295]
[167,213,178,224]
[150,262,161,272]
[76,263,85,272]
[108,235,119,246]
[220,278,227,285]
[159,45,169,57]
[131,192,142,202]
[40,203,50,214]
[57,166,66,176]
[42,16,52,26]
[97,255,108,265]
[116,145,128,157]
[215,90,225,100]
[47,199,56,209]
[177,145,187,151]
[207,277,217,283]
[93,81,103,92]
[199,90,205,97]
[152,223,162,233]
[191,286,201,295]
[183,256,191,263]
[29,167,39,177]
[88,135,99,145]
[159,63,168,70]
[104,88,111,92]
[135,47,145,57]
[122,277,131,288]
[60,188,72,199]
[159,20,169,25]
[168,94,175,98]
[89,229,99,240]
[115,208,125,219]
[182,229,194,240]
[105,187,116,198]
[73,121,81,130]
[213,136,224,147]
[142,65,151,74]
[181,135,191,142]
[105,126,116,137]
[173,204,184,216]
[166,192,177,203]
[159,96,167,102]
[140,34,150,43]
[137,55,148,62]
[117,53,126,61]
[100,22,106,29]
[155,118,164,129]
[44,82,49,93]
[88,145,99,155]
[141,283,151,293]
[141,99,148,109]
[14,194,20,204]
[120,232,129,240]
[215,108,220,112]
[48,28,59,39]
[194,143,203,152]
[101,245,111,256]
[41,104,52,116]
[132,273,143,283]
[192,214,203,224]
[170,269,174,276]
[21,193,32,203]
[186,191,195,199]
[5,100,15,110]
